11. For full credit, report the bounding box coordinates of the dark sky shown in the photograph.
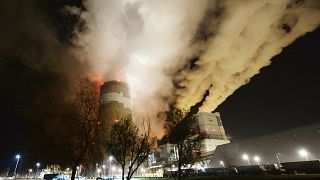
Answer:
[0,0,320,172]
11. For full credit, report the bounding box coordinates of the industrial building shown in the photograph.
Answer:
[98,80,132,130]
[192,112,230,154]
[148,112,230,175]
[209,122,320,168]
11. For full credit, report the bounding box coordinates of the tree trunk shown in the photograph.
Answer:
[122,166,125,180]
[126,168,131,180]
[71,166,77,180]
[178,160,182,180]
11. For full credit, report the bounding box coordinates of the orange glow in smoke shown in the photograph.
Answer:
[89,75,105,86]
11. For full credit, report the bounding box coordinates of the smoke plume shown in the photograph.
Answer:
[70,0,320,133]
[177,0,320,112]
[70,0,209,133]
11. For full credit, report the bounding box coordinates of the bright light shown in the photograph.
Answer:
[15,154,21,159]
[76,166,79,170]
[97,168,101,173]
[66,168,70,171]
[109,156,113,162]
[298,149,309,161]
[36,162,40,167]
[141,168,145,172]
[254,156,260,162]
[242,154,249,160]
[254,156,260,165]
[29,169,32,172]
[102,165,106,169]
[242,154,251,165]
[112,166,116,171]
[299,149,308,156]
[118,168,122,173]
[219,161,225,168]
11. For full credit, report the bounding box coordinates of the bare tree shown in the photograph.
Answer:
[165,107,205,180]
[105,116,152,180]
[52,78,102,180]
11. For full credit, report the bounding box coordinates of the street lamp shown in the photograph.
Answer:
[112,166,115,177]
[242,154,250,166]
[254,156,260,165]
[109,156,113,177]
[36,162,40,177]
[298,149,309,161]
[14,154,21,176]
[76,166,80,176]
[102,164,106,177]
[219,161,225,168]
[97,168,101,177]
[28,169,32,177]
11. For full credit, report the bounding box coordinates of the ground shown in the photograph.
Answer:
[132,175,320,180]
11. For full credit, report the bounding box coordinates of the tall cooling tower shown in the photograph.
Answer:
[98,80,132,130]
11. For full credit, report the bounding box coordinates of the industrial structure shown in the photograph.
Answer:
[192,112,230,154]
[147,112,230,176]
[98,80,132,130]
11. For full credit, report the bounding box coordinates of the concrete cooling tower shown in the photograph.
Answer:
[98,80,132,130]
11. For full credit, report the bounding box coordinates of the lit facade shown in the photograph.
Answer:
[148,112,230,174]
[98,80,132,130]
[193,112,230,154]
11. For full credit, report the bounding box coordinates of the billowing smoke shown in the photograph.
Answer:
[70,0,209,133]
[69,0,320,133]
[177,0,320,112]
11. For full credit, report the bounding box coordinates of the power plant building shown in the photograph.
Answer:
[193,112,230,153]
[148,112,230,171]
[98,80,132,130]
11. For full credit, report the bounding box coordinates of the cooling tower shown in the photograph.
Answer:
[98,80,132,130]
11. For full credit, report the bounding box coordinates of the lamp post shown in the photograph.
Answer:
[76,166,80,176]
[28,169,32,177]
[102,165,106,177]
[254,156,260,165]
[97,168,101,177]
[36,162,40,177]
[242,154,250,166]
[219,161,225,168]
[14,154,21,176]
[298,149,309,161]
[109,156,113,177]
[112,166,115,177]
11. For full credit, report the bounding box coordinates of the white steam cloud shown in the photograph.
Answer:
[177,0,320,112]
[70,0,320,134]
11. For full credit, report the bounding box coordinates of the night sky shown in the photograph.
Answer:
[0,0,320,172]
